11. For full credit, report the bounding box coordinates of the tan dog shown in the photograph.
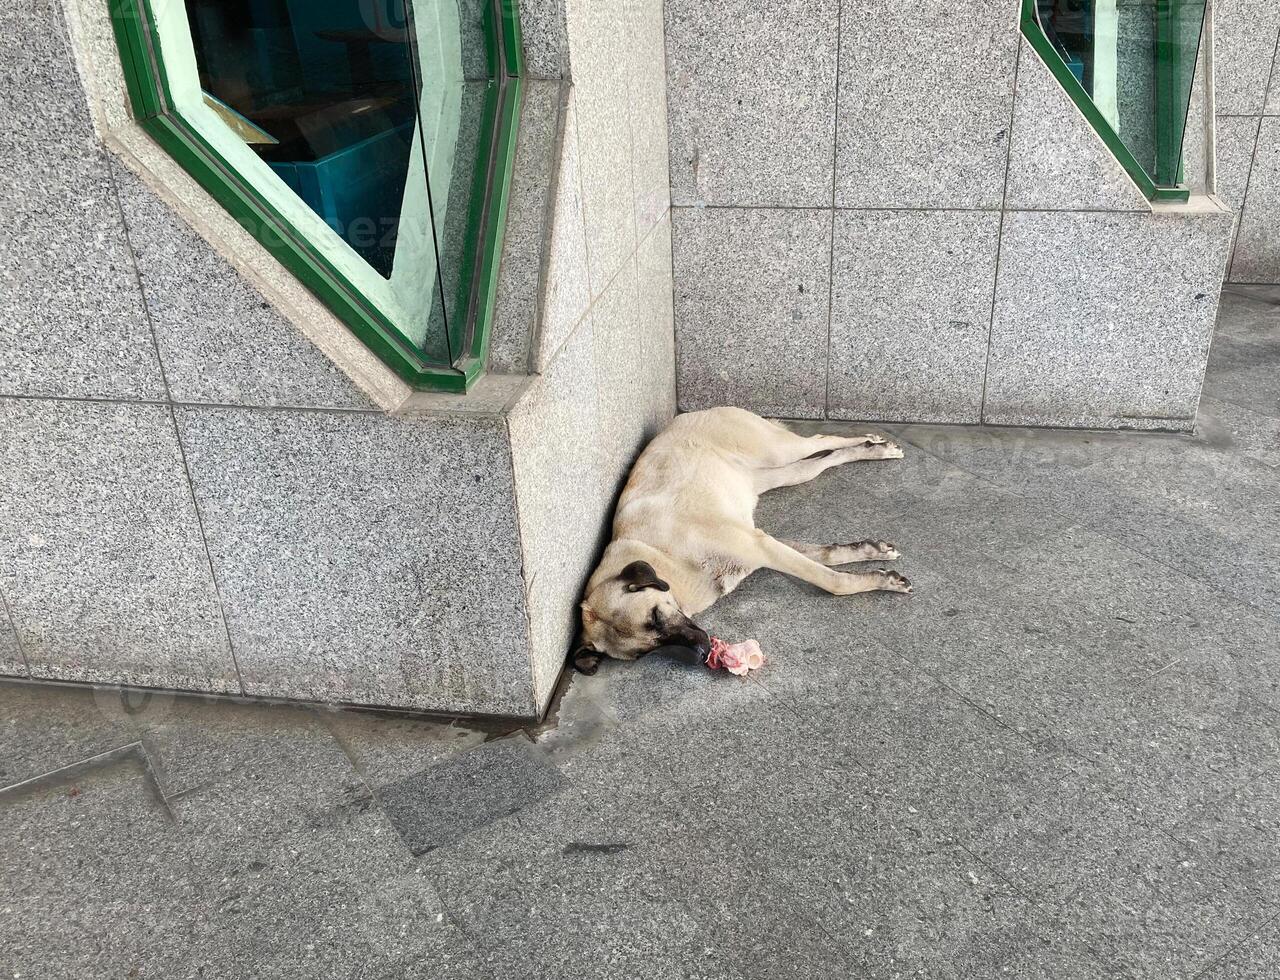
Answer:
[574,407,910,672]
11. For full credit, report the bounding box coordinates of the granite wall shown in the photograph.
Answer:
[1214,0,1280,284]
[0,0,672,717]
[666,0,1235,430]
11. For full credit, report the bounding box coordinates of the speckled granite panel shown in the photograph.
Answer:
[0,0,164,400]
[0,399,238,692]
[565,0,636,297]
[1231,117,1280,284]
[635,213,678,441]
[533,94,592,370]
[111,162,372,409]
[0,593,27,678]
[985,209,1234,429]
[488,80,560,375]
[519,0,571,78]
[834,0,1020,209]
[1269,47,1280,116]
[1006,39,1150,211]
[627,0,671,237]
[673,207,831,420]
[175,407,535,716]
[1115,1,1158,178]
[1213,0,1280,116]
[591,256,651,483]
[665,0,838,207]
[507,318,611,711]
[828,210,1001,424]
[1216,116,1262,212]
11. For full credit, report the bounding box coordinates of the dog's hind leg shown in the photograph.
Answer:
[780,540,901,564]
[752,440,904,492]
[706,409,890,468]
[749,533,912,595]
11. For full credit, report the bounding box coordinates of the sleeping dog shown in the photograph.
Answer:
[573,407,911,673]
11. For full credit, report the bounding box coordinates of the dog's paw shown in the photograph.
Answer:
[572,652,603,675]
[859,440,905,459]
[878,570,913,594]
[861,433,888,445]
[838,540,900,563]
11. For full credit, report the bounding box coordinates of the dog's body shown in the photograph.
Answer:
[575,407,910,671]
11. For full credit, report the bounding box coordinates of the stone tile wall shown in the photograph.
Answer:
[509,0,676,709]
[1215,0,1280,283]
[0,0,672,717]
[666,0,1235,428]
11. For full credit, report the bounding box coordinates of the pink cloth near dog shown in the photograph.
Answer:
[706,637,765,675]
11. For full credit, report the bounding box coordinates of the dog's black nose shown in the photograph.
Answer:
[672,625,711,660]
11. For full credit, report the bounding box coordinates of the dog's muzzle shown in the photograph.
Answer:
[661,621,711,662]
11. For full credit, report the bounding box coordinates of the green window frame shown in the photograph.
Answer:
[108,0,524,392]
[1021,0,1196,204]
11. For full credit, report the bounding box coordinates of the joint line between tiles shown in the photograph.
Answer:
[980,32,1025,424]
[823,0,843,419]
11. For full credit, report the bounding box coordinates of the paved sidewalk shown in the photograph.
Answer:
[3,285,1280,979]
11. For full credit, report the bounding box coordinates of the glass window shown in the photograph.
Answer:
[1025,0,1206,199]
[111,0,522,390]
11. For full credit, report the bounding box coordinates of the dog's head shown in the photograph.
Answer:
[573,560,710,673]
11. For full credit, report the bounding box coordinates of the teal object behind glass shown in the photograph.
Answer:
[1033,0,1206,190]
[183,0,501,365]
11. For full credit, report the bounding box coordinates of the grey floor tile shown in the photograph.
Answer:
[1170,769,1280,909]
[1050,855,1276,980]
[1198,914,1280,979]
[377,738,565,855]
[139,698,353,801]
[1197,397,1280,471]
[891,421,1280,619]
[0,740,489,980]
[419,783,744,980]
[1068,669,1280,829]
[0,755,187,979]
[0,681,147,788]
[1204,287,1280,417]
[811,837,1107,979]
[320,707,492,787]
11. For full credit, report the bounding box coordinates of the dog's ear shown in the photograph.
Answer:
[570,646,602,675]
[618,560,670,593]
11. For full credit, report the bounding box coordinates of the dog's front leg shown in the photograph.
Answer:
[751,532,912,596]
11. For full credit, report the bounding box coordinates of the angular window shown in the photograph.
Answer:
[110,0,522,391]
[1024,0,1206,201]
